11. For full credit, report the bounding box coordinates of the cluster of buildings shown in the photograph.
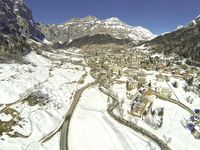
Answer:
[125,79,152,118]
[87,48,200,139]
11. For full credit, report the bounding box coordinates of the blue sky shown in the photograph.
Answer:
[25,0,200,35]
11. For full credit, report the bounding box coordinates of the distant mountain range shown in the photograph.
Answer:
[0,0,200,63]
[38,16,155,45]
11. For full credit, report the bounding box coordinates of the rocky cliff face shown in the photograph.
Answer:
[0,0,43,56]
[39,16,155,45]
[147,16,200,62]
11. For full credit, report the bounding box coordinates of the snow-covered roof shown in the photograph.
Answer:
[194,125,200,133]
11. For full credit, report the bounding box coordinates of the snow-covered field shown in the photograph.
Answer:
[69,86,160,150]
[0,50,87,150]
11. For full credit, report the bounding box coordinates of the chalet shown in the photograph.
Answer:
[126,79,138,91]
[128,65,139,71]
[109,65,122,76]
[129,95,152,118]
[145,64,156,71]
[156,87,172,98]
[143,88,153,97]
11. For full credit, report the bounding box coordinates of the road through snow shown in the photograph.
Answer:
[68,86,159,150]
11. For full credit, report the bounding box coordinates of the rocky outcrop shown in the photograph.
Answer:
[39,16,155,45]
[0,0,44,56]
[147,16,200,62]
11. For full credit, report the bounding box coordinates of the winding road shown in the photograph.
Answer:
[60,80,98,150]
[99,87,171,150]
[60,72,107,150]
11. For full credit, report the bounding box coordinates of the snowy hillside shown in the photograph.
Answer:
[0,48,88,149]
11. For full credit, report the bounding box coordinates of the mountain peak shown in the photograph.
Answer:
[105,17,125,24]
[195,14,200,21]
[82,16,98,21]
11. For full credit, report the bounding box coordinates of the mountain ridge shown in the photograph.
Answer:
[147,15,200,62]
[38,16,155,44]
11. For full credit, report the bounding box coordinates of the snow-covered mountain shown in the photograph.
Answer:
[39,16,155,44]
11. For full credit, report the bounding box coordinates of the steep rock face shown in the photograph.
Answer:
[39,16,155,44]
[147,16,200,62]
[0,0,43,56]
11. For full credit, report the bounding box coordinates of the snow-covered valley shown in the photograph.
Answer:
[1,42,200,150]
[1,1,200,149]
[0,49,88,149]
